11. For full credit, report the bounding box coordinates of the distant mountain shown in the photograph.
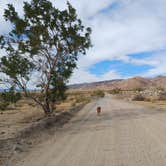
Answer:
[68,76,166,91]
[115,76,155,90]
[68,79,123,91]
[151,76,166,88]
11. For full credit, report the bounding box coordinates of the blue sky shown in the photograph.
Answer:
[0,0,166,84]
[88,49,166,78]
[89,60,153,78]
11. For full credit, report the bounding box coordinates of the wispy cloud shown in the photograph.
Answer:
[0,0,166,84]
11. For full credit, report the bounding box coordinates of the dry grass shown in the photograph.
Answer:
[133,100,166,110]
[0,92,91,140]
[0,91,92,165]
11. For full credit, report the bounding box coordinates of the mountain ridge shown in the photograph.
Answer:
[69,76,166,91]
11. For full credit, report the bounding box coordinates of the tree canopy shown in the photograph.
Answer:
[0,0,91,114]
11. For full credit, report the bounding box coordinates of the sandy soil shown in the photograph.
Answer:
[0,96,88,166]
[0,102,43,141]
[133,100,166,110]
[9,95,166,166]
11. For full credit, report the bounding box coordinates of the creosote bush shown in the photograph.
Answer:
[133,88,144,92]
[158,91,166,100]
[0,87,21,111]
[91,90,105,98]
[109,88,121,94]
[132,94,145,101]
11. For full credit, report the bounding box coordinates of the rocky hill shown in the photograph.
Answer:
[151,76,166,89]
[69,76,166,91]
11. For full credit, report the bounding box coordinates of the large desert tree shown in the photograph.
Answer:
[0,0,91,114]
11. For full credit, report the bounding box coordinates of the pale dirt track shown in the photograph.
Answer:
[16,95,166,166]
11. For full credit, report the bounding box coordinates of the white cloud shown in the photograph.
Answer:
[141,54,166,77]
[70,68,121,84]
[0,0,166,84]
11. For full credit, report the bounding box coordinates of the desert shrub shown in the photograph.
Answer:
[156,87,165,91]
[71,102,76,107]
[158,92,166,100]
[109,88,121,94]
[132,94,145,101]
[75,96,83,103]
[0,87,21,111]
[91,90,105,98]
[1,88,21,104]
[144,98,151,102]
[75,95,90,103]
[0,101,9,111]
[133,87,144,92]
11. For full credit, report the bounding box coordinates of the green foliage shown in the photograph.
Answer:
[0,87,21,111]
[109,88,121,94]
[133,87,143,92]
[1,55,34,81]
[0,0,91,114]
[91,90,105,98]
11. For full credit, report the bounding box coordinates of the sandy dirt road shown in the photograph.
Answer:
[15,95,166,166]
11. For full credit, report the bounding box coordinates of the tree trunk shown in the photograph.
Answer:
[27,93,54,115]
[43,101,53,115]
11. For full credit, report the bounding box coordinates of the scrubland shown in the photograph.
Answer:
[0,90,102,165]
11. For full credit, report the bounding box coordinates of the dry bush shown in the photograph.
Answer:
[109,88,121,94]
[91,90,105,98]
[56,91,91,111]
[75,95,90,103]
[133,88,144,92]
[158,92,166,100]
[156,87,165,91]
[0,101,9,111]
[132,94,145,101]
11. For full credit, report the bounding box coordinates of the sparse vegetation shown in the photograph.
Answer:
[75,95,90,103]
[109,88,122,94]
[0,87,21,111]
[66,91,91,107]
[91,90,105,98]
[133,87,144,92]
[132,94,145,101]
[156,87,165,91]
[158,91,166,100]
[0,90,92,165]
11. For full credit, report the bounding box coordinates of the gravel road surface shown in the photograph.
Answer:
[16,95,166,166]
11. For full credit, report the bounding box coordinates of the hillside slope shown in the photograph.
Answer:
[69,76,166,91]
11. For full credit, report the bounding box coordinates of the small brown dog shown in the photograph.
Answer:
[97,106,101,115]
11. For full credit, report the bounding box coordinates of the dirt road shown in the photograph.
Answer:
[16,95,166,166]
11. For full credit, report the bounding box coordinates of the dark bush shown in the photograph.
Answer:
[158,92,166,100]
[133,88,143,92]
[132,94,145,101]
[0,101,9,111]
[0,87,21,111]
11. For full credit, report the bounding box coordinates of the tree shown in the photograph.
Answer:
[0,0,91,114]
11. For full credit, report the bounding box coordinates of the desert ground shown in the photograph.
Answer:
[0,92,92,166]
[8,94,166,166]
